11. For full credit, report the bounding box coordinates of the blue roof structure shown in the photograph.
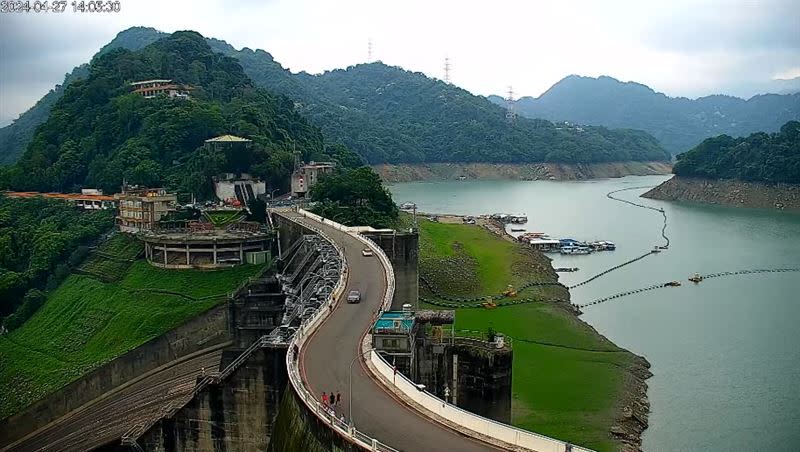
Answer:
[374,311,415,333]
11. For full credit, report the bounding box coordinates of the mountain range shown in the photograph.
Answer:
[0,27,669,166]
[489,75,800,154]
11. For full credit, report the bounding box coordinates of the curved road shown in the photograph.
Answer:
[283,212,494,452]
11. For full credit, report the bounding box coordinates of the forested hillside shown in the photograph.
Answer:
[0,196,113,323]
[0,27,165,164]
[0,27,670,167]
[285,64,670,163]
[672,121,800,183]
[209,41,670,164]
[0,31,357,196]
[490,75,800,154]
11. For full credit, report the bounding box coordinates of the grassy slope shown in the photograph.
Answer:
[0,236,264,418]
[418,219,632,452]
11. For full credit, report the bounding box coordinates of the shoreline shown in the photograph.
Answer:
[374,161,672,184]
[422,212,652,451]
[643,176,800,212]
[486,216,652,451]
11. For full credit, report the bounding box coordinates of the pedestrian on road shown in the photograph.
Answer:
[336,391,341,406]
[322,392,328,406]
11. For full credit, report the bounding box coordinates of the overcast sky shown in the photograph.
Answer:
[1,0,798,126]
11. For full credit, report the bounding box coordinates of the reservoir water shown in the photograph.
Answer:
[389,175,800,451]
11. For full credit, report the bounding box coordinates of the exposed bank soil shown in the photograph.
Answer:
[437,216,652,451]
[643,176,800,212]
[374,161,672,183]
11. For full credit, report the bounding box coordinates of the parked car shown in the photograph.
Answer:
[347,290,361,303]
[361,248,374,257]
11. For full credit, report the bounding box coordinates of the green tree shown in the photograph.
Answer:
[673,121,800,183]
[309,167,398,228]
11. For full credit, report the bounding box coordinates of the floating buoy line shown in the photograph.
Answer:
[419,186,799,310]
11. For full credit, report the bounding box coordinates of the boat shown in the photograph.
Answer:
[510,228,526,232]
[651,246,661,253]
[555,267,579,272]
[665,281,681,287]
[589,240,616,251]
[689,273,703,283]
[560,246,591,255]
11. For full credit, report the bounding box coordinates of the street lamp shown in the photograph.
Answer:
[269,188,280,200]
[349,348,374,428]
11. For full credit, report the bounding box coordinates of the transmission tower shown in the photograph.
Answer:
[444,57,451,84]
[368,39,373,62]
[505,85,517,122]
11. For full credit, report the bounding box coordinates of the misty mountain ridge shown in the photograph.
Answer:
[0,27,670,166]
[489,74,800,154]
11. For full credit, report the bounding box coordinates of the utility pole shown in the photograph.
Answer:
[444,57,451,84]
[367,39,373,62]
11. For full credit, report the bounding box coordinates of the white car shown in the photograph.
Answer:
[347,290,361,303]
[361,248,374,257]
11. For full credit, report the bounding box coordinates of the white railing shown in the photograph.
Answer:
[282,209,588,452]
[368,351,591,452]
[278,210,399,452]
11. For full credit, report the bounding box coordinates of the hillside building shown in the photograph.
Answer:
[204,135,252,151]
[130,80,193,99]
[3,190,116,210]
[290,161,335,198]
[114,186,177,233]
[213,173,266,206]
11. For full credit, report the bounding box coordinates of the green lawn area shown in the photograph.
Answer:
[78,234,142,281]
[419,219,558,297]
[418,219,632,451]
[205,210,245,227]
[0,236,265,418]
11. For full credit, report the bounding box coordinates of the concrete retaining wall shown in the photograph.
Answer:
[267,386,362,452]
[363,231,419,310]
[135,346,288,451]
[414,337,513,423]
[0,304,232,446]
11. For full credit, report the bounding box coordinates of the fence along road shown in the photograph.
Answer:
[278,210,496,452]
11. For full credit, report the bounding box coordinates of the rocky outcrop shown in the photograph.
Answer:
[612,355,652,452]
[643,176,800,212]
[374,161,672,183]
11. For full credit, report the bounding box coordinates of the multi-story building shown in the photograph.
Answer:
[114,187,177,233]
[130,79,193,99]
[290,161,335,197]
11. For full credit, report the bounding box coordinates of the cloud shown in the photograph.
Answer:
[773,68,800,80]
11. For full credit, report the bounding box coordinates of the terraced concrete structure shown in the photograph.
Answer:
[140,227,269,269]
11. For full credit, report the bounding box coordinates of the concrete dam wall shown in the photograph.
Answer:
[0,303,232,446]
[129,346,289,452]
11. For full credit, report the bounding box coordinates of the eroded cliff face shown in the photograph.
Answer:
[374,161,672,183]
[643,177,800,212]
